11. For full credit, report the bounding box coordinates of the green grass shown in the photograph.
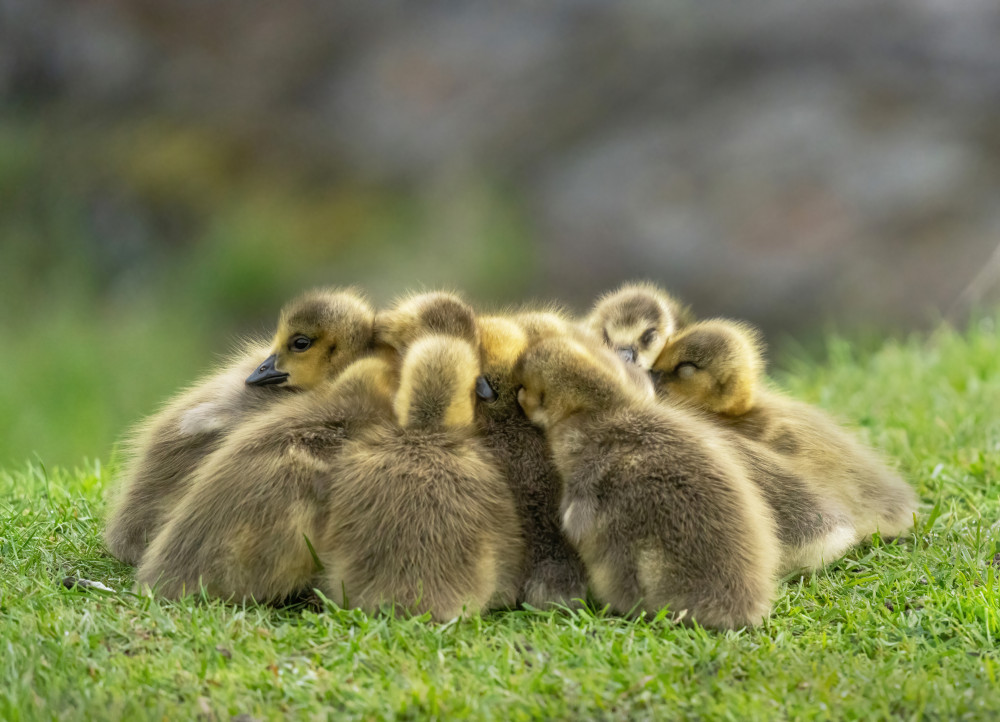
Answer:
[2,317,1000,721]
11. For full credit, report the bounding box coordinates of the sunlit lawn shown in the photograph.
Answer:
[2,317,999,720]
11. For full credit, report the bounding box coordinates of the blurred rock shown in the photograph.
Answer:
[4,0,1000,335]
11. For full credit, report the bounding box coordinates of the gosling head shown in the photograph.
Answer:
[470,315,529,416]
[245,288,375,391]
[585,282,689,370]
[375,290,479,354]
[475,310,616,419]
[514,335,639,430]
[651,320,764,416]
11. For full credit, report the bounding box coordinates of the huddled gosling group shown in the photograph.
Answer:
[105,283,919,629]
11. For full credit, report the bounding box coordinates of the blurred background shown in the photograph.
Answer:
[2,0,1000,468]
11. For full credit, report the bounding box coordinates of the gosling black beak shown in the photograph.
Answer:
[475,375,498,402]
[617,347,637,364]
[246,354,290,387]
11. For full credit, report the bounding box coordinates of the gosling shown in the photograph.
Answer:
[474,311,591,608]
[652,320,919,550]
[321,334,523,621]
[584,282,690,369]
[104,287,375,566]
[374,289,478,355]
[135,355,396,602]
[515,333,780,629]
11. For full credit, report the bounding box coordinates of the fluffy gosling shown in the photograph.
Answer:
[515,333,780,629]
[584,282,690,369]
[135,355,395,602]
[321,333,523,621]
[104,287,375,566]
[652,319,919,556]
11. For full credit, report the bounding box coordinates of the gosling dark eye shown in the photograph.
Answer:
[640,328,657,347]
[675,361,698,380]
[290,336,312,352]
[475,376,498,403]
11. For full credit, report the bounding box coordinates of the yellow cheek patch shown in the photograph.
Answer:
[443,395,475,428]
[651,344,680,374]
[281,352,327,391]
[441,343,478,429]
[479,317,528,370]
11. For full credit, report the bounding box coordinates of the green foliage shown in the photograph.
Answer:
[2,317,999,720]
